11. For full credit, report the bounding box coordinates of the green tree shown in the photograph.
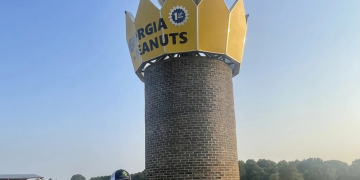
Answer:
[349,159,360,176]
[71,174,86,180]
[131,170,146,180]
[278,161,303,180]
[325,160,349,178]
[269,173,279,180]
[297,158,324,174]
[336,175,360,180]
[289,160,301,167]
[303,163,336,180]
[239,160,247,180]
[245,159,265,180]
[257,159,278,180]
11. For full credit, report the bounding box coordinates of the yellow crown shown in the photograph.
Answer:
[126,0,248,81]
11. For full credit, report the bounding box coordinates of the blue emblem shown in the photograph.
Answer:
[169,6,189,27]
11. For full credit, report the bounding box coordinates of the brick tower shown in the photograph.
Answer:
[125,0,248,179]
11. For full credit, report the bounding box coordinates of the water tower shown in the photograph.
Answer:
[125,0,248,179]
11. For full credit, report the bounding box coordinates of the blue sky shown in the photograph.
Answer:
[0,0,359,180]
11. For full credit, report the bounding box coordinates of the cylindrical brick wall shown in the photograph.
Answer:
[144,57,239,180]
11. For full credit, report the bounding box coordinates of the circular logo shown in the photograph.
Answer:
[169,5,189,27]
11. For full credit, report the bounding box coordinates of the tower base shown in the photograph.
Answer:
[145,57,239,180]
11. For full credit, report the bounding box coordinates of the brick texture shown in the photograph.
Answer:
[144,57,239,180]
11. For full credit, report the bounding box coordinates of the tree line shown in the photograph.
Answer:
[238,158,360,180]
[66,158,359,180]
